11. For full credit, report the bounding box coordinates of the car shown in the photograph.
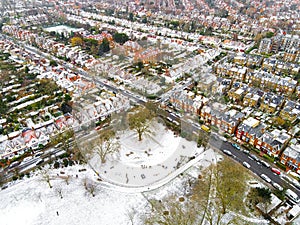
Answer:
[286,189,300,204]
[243,149,250,154]
[249,154,259,161]
[22,156,33,162]
[271,167,281,175]
[272,182,283,191]
[55,143,63,148]
[219,136,227,142]
[242,161,251,169]
[261,160,270,168]
[8,161,20,169]
[34,152,43,158]
[261,174,271,183]
[36,159,44,166]
[231,143,241,150]
[223,149,233,156]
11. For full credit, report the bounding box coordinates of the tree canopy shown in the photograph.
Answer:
[113,33,129,45]
[128,106,154,141]
[144,157,250,225]
[98,38,110,56]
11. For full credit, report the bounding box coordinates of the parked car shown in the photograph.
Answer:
[272,182,283,191]
[36,159,44,166]
[271,167,281,175]
[223,149,233,156]
[286,189,300,204]
[249,154,259,161]
[231,143,241,150]
[261,174,271,183]
[8,161,20,169]
[242,161,251,169]
[34,152,43,158]
[242,149,250,154]
[260,160,270,168]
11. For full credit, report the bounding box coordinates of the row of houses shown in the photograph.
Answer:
[258,34,300,63]
[2,25,98,69]
[215,63,299,97]
[168,87,300,172]
[0,93,130,159]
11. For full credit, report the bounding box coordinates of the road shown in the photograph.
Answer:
[1,148,66,183]
[166,112,300,197]
[2,33,300,200]
[211,138,300,196]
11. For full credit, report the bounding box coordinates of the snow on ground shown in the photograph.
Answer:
[89,121,204,187]
[0,148,270,225]
[0,164,147,225]
[43,25,82,34]
[0,123,271,225]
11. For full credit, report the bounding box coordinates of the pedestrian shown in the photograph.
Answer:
[56,211,59,216]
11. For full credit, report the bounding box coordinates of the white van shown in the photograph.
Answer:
[286,189,300,204]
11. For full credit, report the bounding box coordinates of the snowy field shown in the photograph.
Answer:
[43,25,82,34]
[0,148,270,225]
[0,122,271,225]
[89,121,204,188]
[0,165,147,225]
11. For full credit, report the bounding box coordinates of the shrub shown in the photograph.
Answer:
[68,160,74,166]
[63,159,69,167]
[263,154,275,163]
[276,162,286,171]
[54,161,60,169]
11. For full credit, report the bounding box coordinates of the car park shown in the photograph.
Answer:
[271,167,281,175]
[242,161,251,169]
[261,174,271,183]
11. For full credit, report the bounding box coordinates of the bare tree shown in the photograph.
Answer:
[83,177,98,197]
[61,175,71,185]
[128,106,154,141]
[40,169,52,188]
[94,129,120,164]
[0,171,5,187]
[143,157,249,225]
[55,186,63,199]
[127,208,136,225]
[143,195,198,225]
[51,128,75,153]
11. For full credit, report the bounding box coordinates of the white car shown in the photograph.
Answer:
[261,160,270,168]
[261,174,271,183]
[223,149,232,156]
[243,161,251,169]
[272,182,283,191]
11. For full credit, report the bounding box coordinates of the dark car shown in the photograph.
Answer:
[36,159,44,166]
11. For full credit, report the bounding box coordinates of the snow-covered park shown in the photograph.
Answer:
[87,121,204,189]
[43,25,83,34]
[0,148,271,225]
[0,121,273,225]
